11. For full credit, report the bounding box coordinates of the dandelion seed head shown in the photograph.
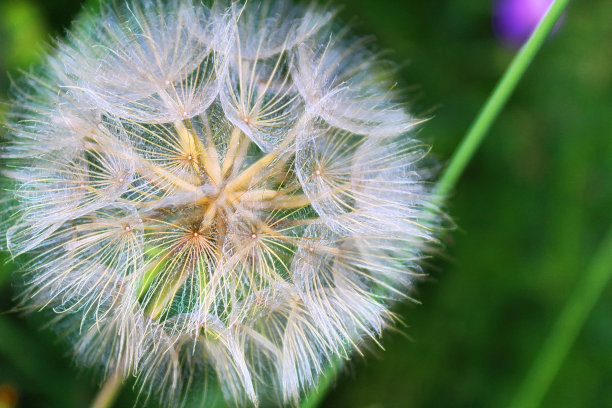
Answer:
[2,0,440,406]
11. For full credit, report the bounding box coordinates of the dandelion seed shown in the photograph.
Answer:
[2,0,439,406]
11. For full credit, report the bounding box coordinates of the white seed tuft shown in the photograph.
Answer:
[1,0,440,406]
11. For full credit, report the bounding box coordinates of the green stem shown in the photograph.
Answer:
[299,357,342,408]
[91,371,122,408]
[434,0,570,199]
[508,227,612,408]
[300,1,570,407]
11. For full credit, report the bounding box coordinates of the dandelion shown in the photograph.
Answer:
[2,0,439,406]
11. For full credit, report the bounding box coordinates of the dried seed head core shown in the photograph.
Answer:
[2,0,439,406]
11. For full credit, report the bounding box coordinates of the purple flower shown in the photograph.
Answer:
[493,0,562,48]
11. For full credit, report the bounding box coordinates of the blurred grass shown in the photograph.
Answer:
[509,226,612,408]
[1,0,611,407]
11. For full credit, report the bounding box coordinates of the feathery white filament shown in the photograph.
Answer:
[2,0,438,406]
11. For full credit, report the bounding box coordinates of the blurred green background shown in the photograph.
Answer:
[1,0,611,407]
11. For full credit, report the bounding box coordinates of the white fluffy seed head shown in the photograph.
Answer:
[2,0,440,406]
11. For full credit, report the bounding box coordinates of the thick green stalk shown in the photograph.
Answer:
[434,0,570,198]
[508,227,612,408]
[299,357,342,408]
[301,1,570,407]
[91,371,122,408]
